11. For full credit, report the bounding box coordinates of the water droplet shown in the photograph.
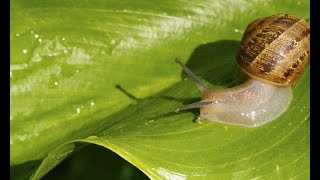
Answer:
[22,49,28,54]
[30,30,34,34]
[241,112,245,116]
[35,34,39,38]
[38,38,42,43]
[234,28,240,33]
[76,69,79,73]
[10,71,13,78]
[62,37,66,41]
[54,81,58,86]
[276,164,280,171]
[123,9,127,12]
[187,15,191,19]
[90,102,95,107]
[76,108,81,113]
[111,39,116,45]
[15,33,20,37]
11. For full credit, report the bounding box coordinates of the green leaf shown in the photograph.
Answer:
[10,0,310,179]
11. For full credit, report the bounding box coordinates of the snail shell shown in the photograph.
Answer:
[237,13,310,86]
[175,13,310,127]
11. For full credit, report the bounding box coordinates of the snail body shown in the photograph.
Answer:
[175,13,310,127]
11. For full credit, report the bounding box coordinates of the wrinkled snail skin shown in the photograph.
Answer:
[175,13,310,127]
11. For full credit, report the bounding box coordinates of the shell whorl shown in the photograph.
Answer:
[236,13,310,86]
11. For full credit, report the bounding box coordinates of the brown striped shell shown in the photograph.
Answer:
[236,13,310,86]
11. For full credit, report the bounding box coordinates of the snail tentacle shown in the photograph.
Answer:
[175,58,209,93]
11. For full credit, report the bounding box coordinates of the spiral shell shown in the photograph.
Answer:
[236,13,310,86]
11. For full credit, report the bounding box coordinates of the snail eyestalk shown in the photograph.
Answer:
[175,58,209,93]
[175,101,221,113]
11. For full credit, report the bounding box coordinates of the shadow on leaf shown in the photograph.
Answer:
[183,40,244,87]
[114,40,244,122]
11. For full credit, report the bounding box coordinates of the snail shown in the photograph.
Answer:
[175,13,310,127]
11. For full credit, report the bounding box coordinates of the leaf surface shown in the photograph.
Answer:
[10,0,310,179]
